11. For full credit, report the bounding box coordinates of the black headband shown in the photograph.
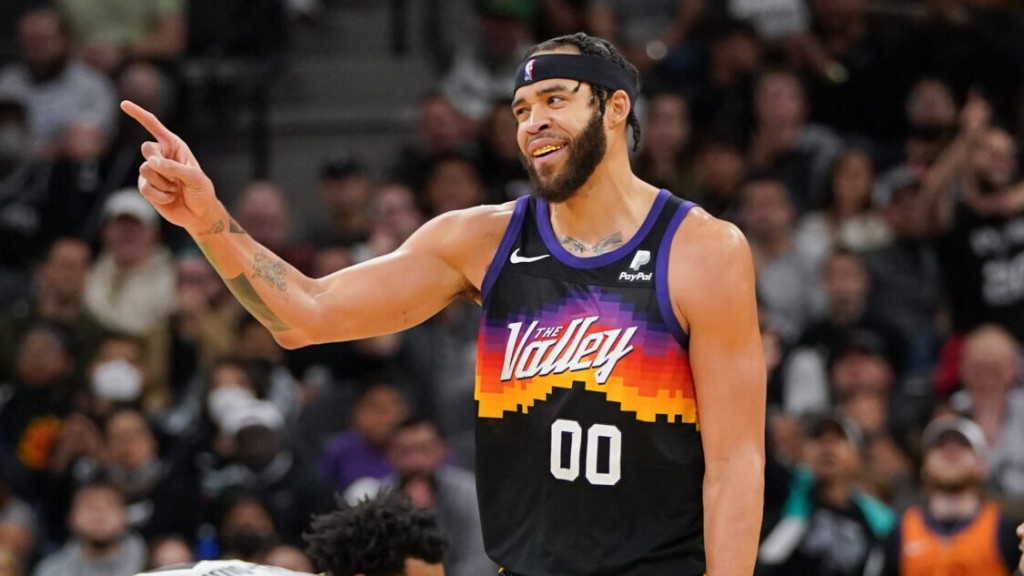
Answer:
[513,53,637,104]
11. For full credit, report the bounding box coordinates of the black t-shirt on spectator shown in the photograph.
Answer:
[936,202,1024,340]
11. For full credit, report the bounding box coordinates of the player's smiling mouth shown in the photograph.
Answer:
[532,144,565,158]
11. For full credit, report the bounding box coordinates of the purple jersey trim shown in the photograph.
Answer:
[481,197,530,304]
[536,189,671,269]
[655,200,695,348]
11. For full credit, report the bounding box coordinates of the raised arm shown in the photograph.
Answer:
[122,101,492,349]
[672,210,766,576]
[918,91,991,233]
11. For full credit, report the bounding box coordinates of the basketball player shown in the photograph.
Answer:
[123,32,766,576]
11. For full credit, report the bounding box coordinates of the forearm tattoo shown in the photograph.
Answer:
[197,218,245,236]
[253,251,288,291]
[224,273,290,332]
[196,242,290,332]
[560,232,624,255]
[198,220,225,235]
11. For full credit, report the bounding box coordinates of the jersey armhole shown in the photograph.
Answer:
[480,196,530,305]
[655,200,695,348]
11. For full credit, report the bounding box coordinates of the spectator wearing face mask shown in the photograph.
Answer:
[217,400,334,547]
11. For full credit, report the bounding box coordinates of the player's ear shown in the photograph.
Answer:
[604,89,631,129]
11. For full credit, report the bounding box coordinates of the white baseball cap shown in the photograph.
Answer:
[103,188,159,226]
[921,414,988,459]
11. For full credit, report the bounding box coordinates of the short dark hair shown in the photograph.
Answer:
[524,33,643,151]
[305,491,447,576]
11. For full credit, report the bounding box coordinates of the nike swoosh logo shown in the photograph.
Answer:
[510,248,550,264]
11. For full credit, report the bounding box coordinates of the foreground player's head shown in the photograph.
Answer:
[512,32,641,203]
[304,492,447,576]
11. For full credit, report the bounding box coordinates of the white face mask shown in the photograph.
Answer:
[91,358,143,402]
[206,385,256,427]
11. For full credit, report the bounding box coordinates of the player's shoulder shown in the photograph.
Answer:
[413,200,519,252]
[674,204,751,262]
[430,200,518,233]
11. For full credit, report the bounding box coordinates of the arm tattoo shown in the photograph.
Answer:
[253,251,288,291]
[559,232,624,255]
[224,273,291,332]
[197,242,290,331]
[197,220,225,235]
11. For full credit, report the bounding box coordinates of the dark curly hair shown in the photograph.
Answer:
[304,492,447,576]
[523,32,643,151]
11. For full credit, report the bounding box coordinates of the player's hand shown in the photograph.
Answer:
[120,100,223,231]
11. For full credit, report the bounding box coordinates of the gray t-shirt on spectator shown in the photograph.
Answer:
[0,60,117,149]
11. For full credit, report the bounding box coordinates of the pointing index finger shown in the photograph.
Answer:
[120,100,176,145]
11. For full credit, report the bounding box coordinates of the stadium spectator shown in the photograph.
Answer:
[584,0,705,92]
[748,68,845,213]
[215,495,280,563]
[881,414,1022,575]
[738,176,820,342]
[385,417,495,576]
[55,0,186,76]
[220,400,334,546]
[32,480,147,576]
[232,181,314,274]
[103,408,201,542]
[633,91,696,196]
[143,535,193,570]
[0,238,106,384]
[758,412,896,576]
[421,154,486,217]
[0,469,37,570]
[391,92,478,194]
[83,189,176,338]
[923,102,1024,341]
[147,249,241,410]
[947,324,1024,506]
[439,0,536,123]
[863,170,944,373]
[320,383,409,497]
[0,8,117,160]
[0,324,77,503]
[304,156,373,247]
[793,149,891,277]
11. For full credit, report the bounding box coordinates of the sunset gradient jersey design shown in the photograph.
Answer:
[475,287,697,424]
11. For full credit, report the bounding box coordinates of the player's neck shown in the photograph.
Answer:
[548,160,658,250]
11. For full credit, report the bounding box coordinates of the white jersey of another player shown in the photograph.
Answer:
[136,560,320,576]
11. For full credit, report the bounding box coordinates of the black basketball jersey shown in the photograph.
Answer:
[474,190,705,576]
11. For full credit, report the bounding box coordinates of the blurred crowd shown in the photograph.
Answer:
[1,0,1024,575]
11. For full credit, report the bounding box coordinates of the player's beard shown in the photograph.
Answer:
[527,109,607,204]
